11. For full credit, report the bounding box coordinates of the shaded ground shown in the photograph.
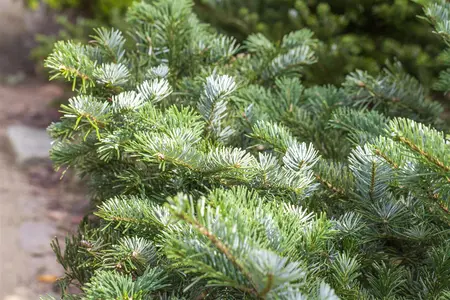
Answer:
[0,81,87,299]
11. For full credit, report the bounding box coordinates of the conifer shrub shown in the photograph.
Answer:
[43,0,450,298]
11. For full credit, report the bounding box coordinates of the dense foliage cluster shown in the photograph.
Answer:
[42,0,450,299]
[29,0,443,86]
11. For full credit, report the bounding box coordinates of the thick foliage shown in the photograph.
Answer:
[29,0,443,86]
[42,0,450,299]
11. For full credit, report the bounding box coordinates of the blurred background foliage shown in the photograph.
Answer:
[26,0,443,87]
[195,0,442,86]
[25,0,133,20]
[25,0,131,74]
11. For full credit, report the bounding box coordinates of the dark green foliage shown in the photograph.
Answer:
[41,0,450,299]
[195,0,444,85]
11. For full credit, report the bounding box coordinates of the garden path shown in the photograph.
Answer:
[0,81,86,299]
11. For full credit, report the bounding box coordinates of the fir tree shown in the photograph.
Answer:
[42,0,450,299]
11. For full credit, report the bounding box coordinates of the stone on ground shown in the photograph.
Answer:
[6,125,52,166]
[19,221,56,255]
[3,287,34,300]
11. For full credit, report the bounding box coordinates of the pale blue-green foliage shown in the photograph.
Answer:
[198,74,237,141]
[281,29,317,49]
[343,61,442,125]
[263,45,317,79]
[348,145,392,202]
[146,64,170,79]
[243,29,318,81]
[283,142,320,172]
[91,27,127,63]
[91,186,339,299]
[43,0,450,299]
[45,1,242,92]
[83,267,169,299]
[111,91,146,111]
[137,78,172,103]
[247,249,306,296]
[63,96,110,122]
[103,236,158,272]
[162,188,336,298]
[93,62,130,86]
[250,121,296,152]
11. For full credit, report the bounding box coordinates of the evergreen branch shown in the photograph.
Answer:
[388,118,450,180]
[250,120,295,152]
[374,149,399,169]
[314,174,345,195]
[258,273,274,298]
[182,218,258,296]
[169,197,259,296]
[138,78,172,103]
[397,136,450,174]
[90,28,126,63]
[314,159,354,197]
[96,196,172,231]
[369,136,409,170]
[263,45,317,79]
[45,41,96,92]
[198,74,237,138]
[93,63,130,87]
[283,142,320,172]
[348,145,392,202]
